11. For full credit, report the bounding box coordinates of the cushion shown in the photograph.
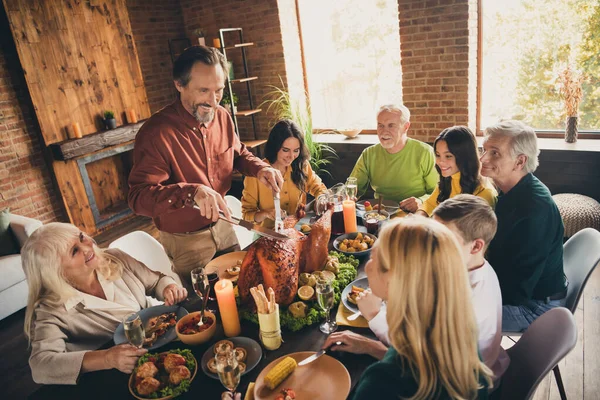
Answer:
[0,254,26,291]
[0,210,20,257]
[552,193,600,238]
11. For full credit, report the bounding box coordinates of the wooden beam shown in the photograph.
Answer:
[49,120,146,160]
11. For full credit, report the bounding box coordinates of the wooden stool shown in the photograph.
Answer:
[552,193,600,238]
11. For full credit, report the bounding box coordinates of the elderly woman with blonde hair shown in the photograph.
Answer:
[481,120,567,332]
[324,217,492,399]
[22,223,187,385]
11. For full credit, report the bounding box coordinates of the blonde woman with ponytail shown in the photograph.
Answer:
[324,217,492,399]
[21,223,187,385]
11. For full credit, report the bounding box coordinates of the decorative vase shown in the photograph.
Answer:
[105,118,117,130]
[565,116,578,143]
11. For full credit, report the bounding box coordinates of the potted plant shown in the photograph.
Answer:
[221,90,238,115]
[558,64,585,143]
[260,79,337,178]
[104,110,117,130]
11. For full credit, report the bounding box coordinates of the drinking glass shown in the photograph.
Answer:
[191,266,215,313]
[316,279,337,334]
[345,177,358,201]
[123,313,145,348]
[215,347,240,397]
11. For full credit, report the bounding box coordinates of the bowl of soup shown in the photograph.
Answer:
[176,310,217,345]
[362,210,390,235]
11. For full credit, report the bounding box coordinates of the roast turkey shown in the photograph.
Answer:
[238,209,332,307]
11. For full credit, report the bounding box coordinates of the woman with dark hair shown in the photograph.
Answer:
[415,126,496,217]
[242,120,328,228]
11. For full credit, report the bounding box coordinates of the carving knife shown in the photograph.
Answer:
[193,206,291,240]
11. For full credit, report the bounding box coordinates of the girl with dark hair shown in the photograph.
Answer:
[242,120,328,228]
[415,126,496,217]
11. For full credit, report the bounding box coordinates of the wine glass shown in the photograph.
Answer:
[123,313,145,348]
[345,177,358,201]
[191,266,214,317]
[316,279,337,334]
[215,347,240,398]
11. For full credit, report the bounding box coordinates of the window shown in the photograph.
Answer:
[297,0,403,130]
[481,0,600,132]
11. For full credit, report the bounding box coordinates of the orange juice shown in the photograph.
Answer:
[342,200,358,233]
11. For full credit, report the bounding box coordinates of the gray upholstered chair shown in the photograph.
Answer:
[499,307,577,400]
[502,228,600,399]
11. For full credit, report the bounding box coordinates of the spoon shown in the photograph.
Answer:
[377,196,383,215]
[197,279,210,327]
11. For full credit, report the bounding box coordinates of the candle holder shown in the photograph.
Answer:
[257,304,282,350]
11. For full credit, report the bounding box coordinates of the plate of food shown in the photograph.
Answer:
[114,305,188,350]
[200,336,263,379]
[254,352,351,400]
[356,199,399,213]
[341,277,369,314]
[129,348,197,400]
[333,232,377,258]
[205,251,247,284]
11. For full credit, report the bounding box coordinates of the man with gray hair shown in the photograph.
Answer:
[481,120,567,332]
[349,104,437,212]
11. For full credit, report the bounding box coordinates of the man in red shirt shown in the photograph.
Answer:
[128,46,282,289]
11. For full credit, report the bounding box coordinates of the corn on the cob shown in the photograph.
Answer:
[244,382,255,400]
[264,357,297,390]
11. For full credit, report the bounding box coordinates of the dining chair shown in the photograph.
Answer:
[502,227,600,399]
[108,230,183,287]
[499,307,577,400]
[225,195,255,249]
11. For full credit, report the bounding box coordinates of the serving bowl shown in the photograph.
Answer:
[337,129,362,139]
[333,232,378,258]
[176,310,217,345]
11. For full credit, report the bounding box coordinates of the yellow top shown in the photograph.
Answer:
[241,160,328,229]
[419,172,497,216]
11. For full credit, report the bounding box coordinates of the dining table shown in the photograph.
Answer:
[29,213,380,400]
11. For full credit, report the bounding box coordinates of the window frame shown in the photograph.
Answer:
[476,0,600,138]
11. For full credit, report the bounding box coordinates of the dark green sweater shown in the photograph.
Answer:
[351,348,489,400]
[487,173,566,306]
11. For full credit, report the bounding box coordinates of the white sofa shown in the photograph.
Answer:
[0,214,43,320]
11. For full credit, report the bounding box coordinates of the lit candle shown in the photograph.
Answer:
[214,279,241,337]
[213,38,221,48]
[343,200,358,233]
[71,122,82,139]
[126,109,138,124]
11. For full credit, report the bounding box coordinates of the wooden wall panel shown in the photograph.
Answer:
[2,0,150,145]
[51,159,95,232]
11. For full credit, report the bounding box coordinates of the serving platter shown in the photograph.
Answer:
[254,352,350,400]
[128,350,197,400]
[113,305,188,350]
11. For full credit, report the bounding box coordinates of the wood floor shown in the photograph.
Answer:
[1,214,598,399]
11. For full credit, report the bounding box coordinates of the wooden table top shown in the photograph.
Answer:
[30,236,376,400]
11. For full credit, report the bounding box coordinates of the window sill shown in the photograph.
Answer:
[312,134,600,153]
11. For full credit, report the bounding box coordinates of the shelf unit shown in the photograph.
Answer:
[218,28,265,150]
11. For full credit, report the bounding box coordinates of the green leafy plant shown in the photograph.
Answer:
[103,110,115,120]
[260,78,337,177]
[220,89,239,105]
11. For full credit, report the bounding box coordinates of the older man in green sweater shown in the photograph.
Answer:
[349,105,437,212]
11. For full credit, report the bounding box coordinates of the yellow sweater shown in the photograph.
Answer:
[419,172,497,216]
[241,161,328,229]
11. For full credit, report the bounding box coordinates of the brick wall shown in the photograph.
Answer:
[398,0,477,142]
[0,4,65,223]
[179,0,290,140]
[127,0,186,113]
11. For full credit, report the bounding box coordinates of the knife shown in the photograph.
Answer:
[297,342,342,366]
[193,206,291,240]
